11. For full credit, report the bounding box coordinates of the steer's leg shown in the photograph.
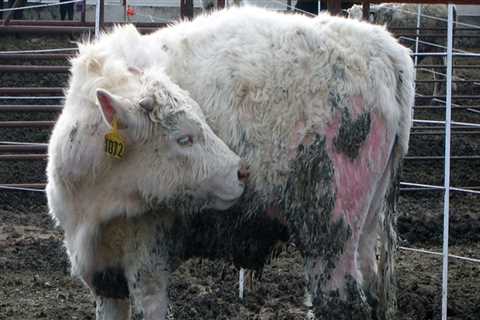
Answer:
[301,108,397,319]
[304,226,372,320]
[124,213,178,320]
[357,156,396,317]
[95,296,130,320]
[128,269,170,320]
[84,267,131,320]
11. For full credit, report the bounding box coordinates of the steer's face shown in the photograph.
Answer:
[96,67,246,210]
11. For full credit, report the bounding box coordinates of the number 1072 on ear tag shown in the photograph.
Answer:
[104,119,126,159]
[105,134,125,159]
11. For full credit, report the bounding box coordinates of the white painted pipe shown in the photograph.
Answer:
[441,4,454,320]
[412,4,422,123]
[239,268,245,299]
[95,0,101,39]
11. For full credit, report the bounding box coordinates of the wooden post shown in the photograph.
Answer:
[217,0,225,9]
[362,1,370,20]
[326,0,341,16]
[180,0,194,20]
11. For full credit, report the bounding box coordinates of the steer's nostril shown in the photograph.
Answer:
[238,163,250,183]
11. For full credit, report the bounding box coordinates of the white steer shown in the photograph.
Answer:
[49,7,415,320]
[46,43,247,317]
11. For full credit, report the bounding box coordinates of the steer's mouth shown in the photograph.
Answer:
[209,195,241,210]
[206,186,245,210]
[204,179,246,210]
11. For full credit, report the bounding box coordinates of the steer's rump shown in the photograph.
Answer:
[143,8,415,318]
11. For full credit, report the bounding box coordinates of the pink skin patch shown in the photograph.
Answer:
[321,98,394,285]
[324,109,391,228]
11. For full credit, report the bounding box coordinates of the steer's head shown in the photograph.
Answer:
[96,66,247,210]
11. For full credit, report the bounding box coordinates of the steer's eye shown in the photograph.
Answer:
[177,135,194,146]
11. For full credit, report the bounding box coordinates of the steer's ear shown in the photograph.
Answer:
[97,88,132,129]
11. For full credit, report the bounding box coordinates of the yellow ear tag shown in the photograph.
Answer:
[104,117,126,159]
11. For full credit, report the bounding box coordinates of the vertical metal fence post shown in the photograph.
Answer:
[441,4,454,320]
[412,4,422,122]
[239,268,245,299]
[95,0,101,38]
[414,4,422,69]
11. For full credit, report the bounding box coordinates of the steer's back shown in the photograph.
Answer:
[143,7,414,193]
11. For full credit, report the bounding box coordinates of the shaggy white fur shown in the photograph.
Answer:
[48,6,415,320]
[47,38,245,279]
[86,7,413,194]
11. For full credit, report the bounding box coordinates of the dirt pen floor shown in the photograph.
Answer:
[1,34,480,320]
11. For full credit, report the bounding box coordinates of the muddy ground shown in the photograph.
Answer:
[1,31,479,320]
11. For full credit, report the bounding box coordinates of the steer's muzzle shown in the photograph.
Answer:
[237,161,250,184]
[206,159,248,211]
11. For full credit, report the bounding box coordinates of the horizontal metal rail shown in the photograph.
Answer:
[399,246,480,264]
[415,79,480,83]
[414,105,480,110]
[400,182,480,194]
[0,121,54,128]
[0,53,74,60]
[0,19,167,28]
[0,141,47,145]
[0,144,48,152]
[405,155,480,161]
[416,95,480,100]
[414,119,480,128]
[0,96,64,100]
[0,183,46,192]
[410,130,480,135]
[0,104,62,112]
[0,25,159,35]
[397,33,480,39]
[415,79,480,84]
[0,154,47,160]
[0,25,93,34]
[0,48,77,54]
[412,126,480,131]
[412,52,480,57]
[415,65,479,69]
[0,183,45,188]
[0,87,64,95]
[390,27,480,32]
[0,65,69,73]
